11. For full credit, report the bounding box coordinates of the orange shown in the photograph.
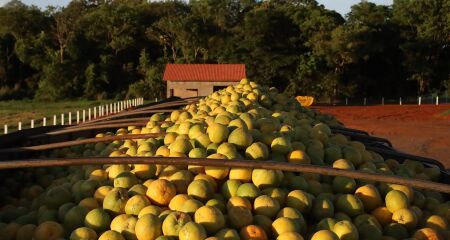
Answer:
[135,214,162,240]
[288,150,310,164]
[227,196,252,210]
[355,184,382,211]
[194,206,225,234]
[146,179,177,206]
[169,194,191,211]
[413,228,444,240]
[33,221,64,240]
[371,206,392,226]
[240,225,268,240]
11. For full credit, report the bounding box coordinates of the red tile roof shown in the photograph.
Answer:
[163,64,246,82]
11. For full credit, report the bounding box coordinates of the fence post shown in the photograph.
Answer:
[43,117,46,126]
[53,115,57,125]
[31,120,34,128]
[381,97,384,105]
[68,112,72,125]
[18,122,22,131]
[418,96,421,105]
[106,105,109,115]
[88,108,91,121]
[436,96,439,105]
[3,125,7,134]
[399,97,402,105]
[345,98,348,105]
[61,113,64,125]
[83,110,86,122]
[77,111,80,124]
[363,98,367,106]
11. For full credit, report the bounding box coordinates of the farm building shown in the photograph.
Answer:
[163,64,246,98]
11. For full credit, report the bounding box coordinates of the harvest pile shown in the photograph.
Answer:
[0,79,449,240]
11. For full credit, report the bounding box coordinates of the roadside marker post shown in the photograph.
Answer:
[382,97,384,105]
[88,108,91,121]
[436,96,439,105]
[69,112,72,125]
[43,117,46,126]
[18,122,22,131]
[53,115,57,125]
[61,113,64,125]
[77,111,80,124]
[418,97,422,105]
[3,125,7,134]
[30,120,34,128]
[83,110,86,122]
[399,97,402,105]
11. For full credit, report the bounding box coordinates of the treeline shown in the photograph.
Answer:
[0,0,449,101]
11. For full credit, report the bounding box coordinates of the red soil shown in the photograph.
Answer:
[315,104,450,168]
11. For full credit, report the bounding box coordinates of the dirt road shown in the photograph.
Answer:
[315,104,450,168]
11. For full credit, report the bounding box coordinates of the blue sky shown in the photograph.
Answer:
[1,0,393,16]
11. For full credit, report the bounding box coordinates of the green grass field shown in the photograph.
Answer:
[0,100,113,130]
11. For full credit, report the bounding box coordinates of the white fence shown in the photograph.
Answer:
[339,96,448,106]
[2,98,144,135]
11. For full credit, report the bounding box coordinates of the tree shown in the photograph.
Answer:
[127,48,165,99]
[393,0,450,95]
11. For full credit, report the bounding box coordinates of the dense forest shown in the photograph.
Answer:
[0,0,449,101]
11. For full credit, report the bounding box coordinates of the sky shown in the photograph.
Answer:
[0,0,394,16]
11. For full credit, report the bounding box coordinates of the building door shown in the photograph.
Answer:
[186,89,198,98]
[213,85,227,92]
